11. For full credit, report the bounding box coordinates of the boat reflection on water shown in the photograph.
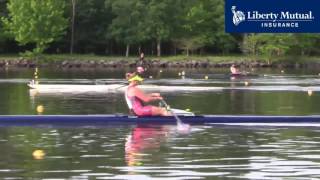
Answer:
[125,124,186,167]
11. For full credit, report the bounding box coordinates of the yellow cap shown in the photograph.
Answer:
[128,75,144,82]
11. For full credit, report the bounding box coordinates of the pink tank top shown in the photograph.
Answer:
[125,86,144,110]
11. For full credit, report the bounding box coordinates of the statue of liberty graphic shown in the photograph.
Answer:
[231,6,245,26]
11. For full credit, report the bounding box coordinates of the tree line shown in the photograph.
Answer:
[0,0,320,58]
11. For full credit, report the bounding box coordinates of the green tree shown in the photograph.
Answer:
[2,0,67,56]
[0,0,9,49]
[65,0,112,54]
[241,33,259,56]
[144,0,176,57]
[0,0,7,17]
[109,0,147,57]
[174,0,206,56]
[290,34,320,56]
[173,37,204,56]
[256,34,293,63]
[70,0,76,54]
[175,0,237,56]
[197,0,236,54]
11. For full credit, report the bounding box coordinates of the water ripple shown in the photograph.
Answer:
[1,125,320,179]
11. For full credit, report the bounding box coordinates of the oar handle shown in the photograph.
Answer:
[160,99,170,110]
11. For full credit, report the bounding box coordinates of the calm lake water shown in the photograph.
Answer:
[0,67,320,179]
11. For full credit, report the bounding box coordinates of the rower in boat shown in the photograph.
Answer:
[229,64,257,78]
[125,73,171,116]
[230,64,242,76]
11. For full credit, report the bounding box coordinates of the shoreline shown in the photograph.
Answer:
[0,55,320,69]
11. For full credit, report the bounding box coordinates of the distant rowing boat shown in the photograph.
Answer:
[186,73,259,79]
[28,83,223,93]
[0,114,319,126]
[28,83,320,95]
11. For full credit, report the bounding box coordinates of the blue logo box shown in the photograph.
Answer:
[225,0,320,33]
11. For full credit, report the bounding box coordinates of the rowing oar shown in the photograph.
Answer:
[114,83,128,91]
[160,99,191,132]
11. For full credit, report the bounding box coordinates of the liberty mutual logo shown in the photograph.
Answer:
[230,5,314,28]
[231,6,245,26]
[225,0,320,33]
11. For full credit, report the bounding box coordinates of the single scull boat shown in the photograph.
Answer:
[28,83,223,93]
[0,114,319,126]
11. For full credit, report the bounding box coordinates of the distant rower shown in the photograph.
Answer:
[125,73,171,116]
[230,64,241,75]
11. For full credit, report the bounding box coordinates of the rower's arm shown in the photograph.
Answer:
[151,93,160,97]
[134,88,161,102]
